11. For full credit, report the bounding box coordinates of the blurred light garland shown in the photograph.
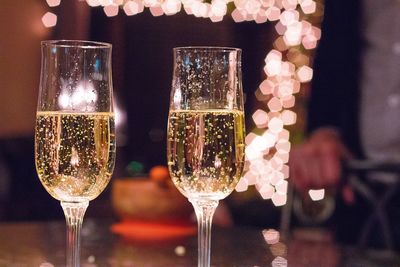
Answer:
[44,0,323,206]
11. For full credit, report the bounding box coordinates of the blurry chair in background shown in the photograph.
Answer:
[345,160,400,250]
[281,159,400,251]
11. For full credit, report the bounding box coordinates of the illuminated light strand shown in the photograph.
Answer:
[81,0,320,26]
[42,0,322,205]
[234,0,322,206]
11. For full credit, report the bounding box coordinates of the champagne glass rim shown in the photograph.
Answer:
[42,40,112,49]
[174,46,241,52]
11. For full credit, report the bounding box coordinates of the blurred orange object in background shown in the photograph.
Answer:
[111,166,195,240]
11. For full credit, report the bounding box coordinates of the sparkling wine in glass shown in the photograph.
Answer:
[35,40,116,267]
[167,47,245,267]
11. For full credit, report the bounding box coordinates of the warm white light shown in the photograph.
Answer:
[144,0,159,7]
[259,79,275,95]
[252,109,269,128]
[191,1,203,17]
[309,189,325,201]
[277,80,294,98]
[301,20,312,34]
[258,183,275,199]
[264,59,282,76]
[245,145,263,161]
[175,246,186,256]
[296,65,313,82]
[104,4,119,17]
[267,97,283,112]
[199,3,210,17]
[279,10,299,26]
[280,62,295,77]
[46,0,61,7]
[283,21,302,46]
[252,136,270,151]
[70,147,80,166]
[266,6,281,21]
[263,229,280,244]
[276,140,290,153]
[243,0,261,15]
[300,0,316,14]
[269,168,284,184]
[231,9,245,22]
[268,117,284,134]
[282,0,297,10]
[261,0,275,8]
[262,130,278,148]
[282,95,295,108]
[281,165,289,179]
[124,0,145,15]
[211,0,227,17]
[281,110,297,125]
[114,100,126,129]
[210,15,224,22]
[275,180,288,194]
[86,0,101,7]
[235,177,249,192]
[42,12,57,28]
[150,6,164,16]
[311,26,322,40]
[272,256,288,267]
[265,49,282,62]
[302,35,318,49]
[58,92,70,108]
[275,21,286,35]
[162,0,182,15]
[245,132,257,146]
[244,169,258,184]
[272,192,287,206]
[100,0,113,5]
[71,88,85,106]
[278,129,290,141]
[255,11,268,24]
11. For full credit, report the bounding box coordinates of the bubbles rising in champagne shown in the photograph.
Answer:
[167,109,245,200]
[35,112,116,202]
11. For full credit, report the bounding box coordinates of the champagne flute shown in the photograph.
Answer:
[35,40,116,267]
[167,47,245,267]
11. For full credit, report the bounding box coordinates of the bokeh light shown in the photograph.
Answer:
[46,0,61,7]
[41,12,57,28]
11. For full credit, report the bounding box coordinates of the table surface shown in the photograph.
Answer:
[0,219,275,267]
[0,219,400,267]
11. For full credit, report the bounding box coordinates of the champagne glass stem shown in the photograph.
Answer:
[190,199,219,267]
[61,201,89,267]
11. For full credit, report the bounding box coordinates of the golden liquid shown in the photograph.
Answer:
[35,111,116,202]
[167,109,245,200]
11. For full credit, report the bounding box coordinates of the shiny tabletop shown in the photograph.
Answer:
[0,219,275,267]
[1,219,400,267]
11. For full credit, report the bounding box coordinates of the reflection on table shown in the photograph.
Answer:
[0,219,400,266]
[0,219,271,267]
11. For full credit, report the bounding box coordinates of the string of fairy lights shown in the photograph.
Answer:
[42,0,324,206]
